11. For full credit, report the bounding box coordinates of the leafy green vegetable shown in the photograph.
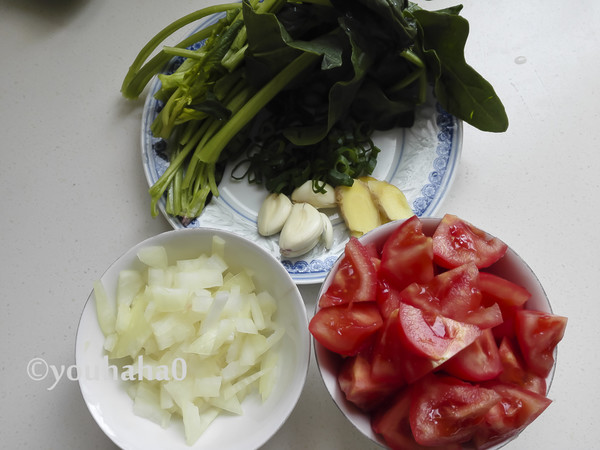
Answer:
[122,0,508,224]
[405,7,509,132]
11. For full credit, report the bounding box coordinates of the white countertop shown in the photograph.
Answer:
[1,0,598,448]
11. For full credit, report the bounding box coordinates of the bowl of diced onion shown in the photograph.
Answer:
[76,228,310,450]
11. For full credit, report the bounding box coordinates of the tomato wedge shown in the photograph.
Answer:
[497,337,547,395]
[309,302,383,356]
[372,388,460,450]
[398,263,482,322]
[338,354,398,412]
[318,237,377,308]
[410,374,500,447]
[376,280,403,320]
[380,215,434,292]
[442,329,503,382]
[370,309,406,386]
[479,272,531,307]
[398,303,481,361]
[515,310,567,377]
[475,382,552,448]
[432,214,508,269]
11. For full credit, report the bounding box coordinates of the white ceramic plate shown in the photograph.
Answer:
[141,15,463,285]
[75,228,310,450]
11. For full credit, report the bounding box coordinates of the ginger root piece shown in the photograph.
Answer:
[335,179,382,237]
[360,176,413,222]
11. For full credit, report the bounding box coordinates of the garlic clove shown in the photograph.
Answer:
[279,203,324,258]
[291,180,337,209]
[320,213,333,250]
[257,193,292,236]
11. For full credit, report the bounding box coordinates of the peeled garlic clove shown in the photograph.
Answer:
[279,203,324,258]
[291,180,337,209]
[257,193,292,236]
[320,213,333,250]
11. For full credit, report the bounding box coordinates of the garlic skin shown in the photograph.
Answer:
[279,203,324,258]
[257,193,292,236]
[320,213,333,250]
[290,180,337,209]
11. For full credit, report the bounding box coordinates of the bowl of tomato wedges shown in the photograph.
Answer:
[310,214,567,449]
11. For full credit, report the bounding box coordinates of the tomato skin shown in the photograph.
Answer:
[497,337,547,395]
[309,302,383,356]
[398,263,482,322]
[432,214,508,269]
[442,329,503,382]
[397,303,481,361]
[409,374,501,447]
[318,237,377,308]
[515,310,567,377]
[380,215,434,292]
[338,354,399,412]
[474,382,552,449]
[479,272,531,307]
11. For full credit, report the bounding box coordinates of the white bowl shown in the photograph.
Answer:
[314,217,556,449]
[76,228,310,450]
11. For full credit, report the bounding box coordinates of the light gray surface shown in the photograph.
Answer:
[1,0,598,448]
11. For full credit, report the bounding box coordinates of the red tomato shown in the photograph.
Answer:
[479,272,531,307]
[463,302,504,329]
[397,303,481,361]
[375,280,403,320]
[515,310,567,377]
[475,382,552,448]
[410,374,500,447]
[442,329,503,382]
[432,214,508,269]
[372,389,458,450]
[497,337,546,395]
[318,237,377,308]
[309,302,383,356]
[370,309,406,387]
[379,215,434,292]
[398,263,482,322]
[338,354,399,412]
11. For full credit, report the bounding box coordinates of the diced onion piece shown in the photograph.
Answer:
[137,246,168,268]
[147,268,173,288]
[259,350,279,402]
[193,376,222,398]
[133,381,171,428]
[116,270,145,306]
[211,235,226,258]
[208,393,243,415]
[222,368,270,400]
[200,291,229,334]
[94,280,116,336]
[174,269,223,291]
[145,286,190,312]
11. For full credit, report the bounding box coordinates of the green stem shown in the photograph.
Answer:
[162,46,207,60]
[197,51,321,164]
[121,3,243,97]
[122,24,220,99]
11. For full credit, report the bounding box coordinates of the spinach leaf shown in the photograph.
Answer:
[407,8,509,132]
